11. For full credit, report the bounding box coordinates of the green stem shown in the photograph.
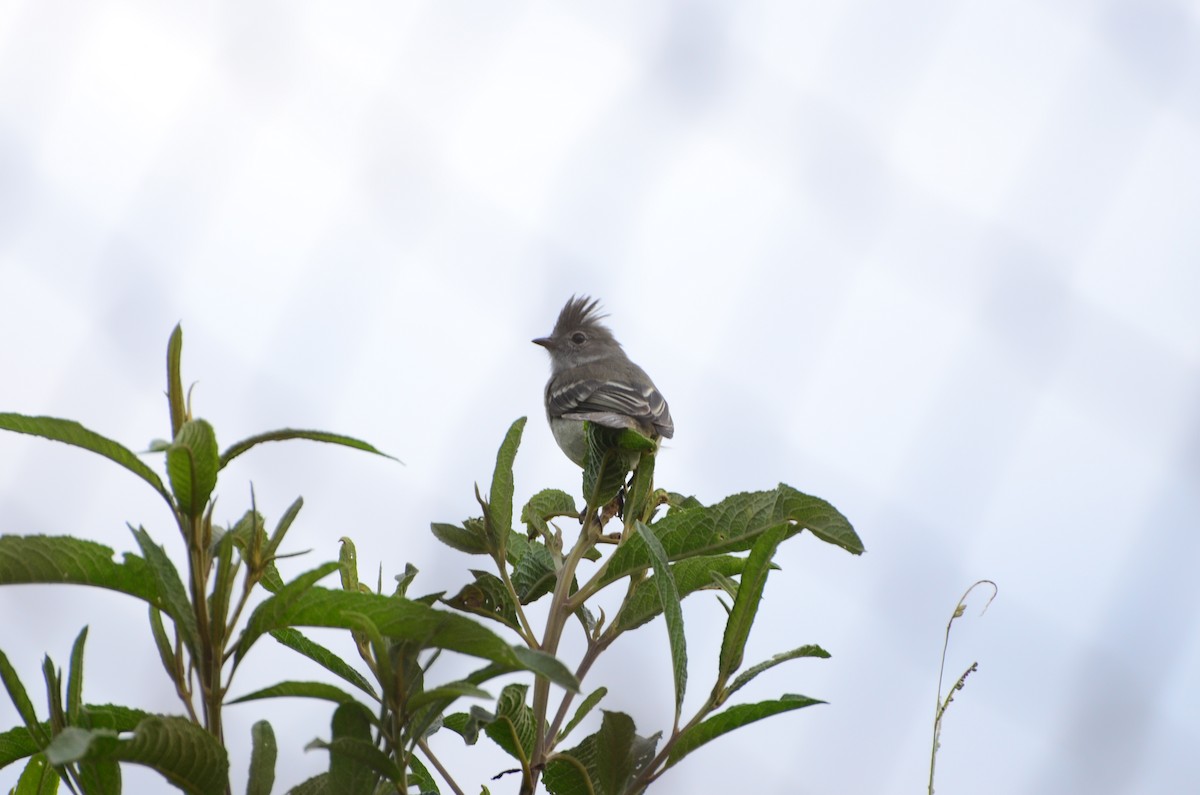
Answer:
[529,506,601,788]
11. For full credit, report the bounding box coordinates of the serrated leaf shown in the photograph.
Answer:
[244,588,577,691]
[603,485,861,588]
[617,555,750,632]
[44,715,229,795]
[666,694,824,768]
[487,418,526,556]
[129,526,200,659]
[266,629,377,698]
[724,645,830,702]
[430,521,490,556]
[558,687,607,742]
[220,429,398,470]
[520,489,579,538]
[228,680,361,706]
[0,705,149,770]
[510,543,557,604]
[166,418,219,516]
[234,562,340,663]
[480,684,535,763]
[582,424,632,511]
[544,711,658,795]
[0,535,172,617]
[0,414,173,506]
[542,752,593,795]
[285,773,329,795]
[247,720,277,795]
[636,522,686,723]
[444,571,521,632]
[717,525,786,685]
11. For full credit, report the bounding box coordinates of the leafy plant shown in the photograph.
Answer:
[0,325,861,795]
[431,420,863,794]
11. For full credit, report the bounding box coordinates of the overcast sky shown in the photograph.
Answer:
[2,2,1198,794]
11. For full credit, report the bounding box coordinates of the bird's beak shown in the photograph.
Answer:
[532,337,552,348]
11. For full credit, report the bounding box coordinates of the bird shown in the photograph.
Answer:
[533,296,673,467]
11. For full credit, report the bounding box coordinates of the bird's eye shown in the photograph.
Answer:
[571,332,587,344]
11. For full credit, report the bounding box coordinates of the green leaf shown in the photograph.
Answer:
[407,662,522,743]
[544,711,658,795]
[286,773,329,794]
[149,607,180,686]
[430,520,490,556]
[541,753,593,795]
[0,648,45,745]
[602,485,861,587]
[267,628,377,698]
[13,753,60,795]
[320,703,387,795]
[0,535,171,614]
[406,681,492,714]
[337,538,360,592]
[129,526,201,659]
[234,562,340,664]
[267,497,304,559]
[44,715,229,795]
[65,627,88,724]
[244,588,577,691]
[0,705,148,770]
[393,562,418,597]
[220,430,398,470]
[521,489,579,538]
[407,752,440,795]
[481,684,535,763]
[724,645,830,703]
[444,571,522,632]
[0,414,172,506]
[636,521,686,723]
[166,418,219,516]
[623,451,657,526]
[665,694,824,768]
[617,555,751,632]
[247,720,277,795]
[557,687,607,742]
[510,647,578,693]
[581,423,631,511]
[510,543,557,604]
[228,680,361,706]
[487,418,527,556]
[718,525,787,686]
[166,323,186,438]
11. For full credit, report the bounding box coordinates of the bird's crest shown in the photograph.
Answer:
[552,295,613,339]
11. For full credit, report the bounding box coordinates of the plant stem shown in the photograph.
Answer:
[529,507,601,787]
[417,737,465,795]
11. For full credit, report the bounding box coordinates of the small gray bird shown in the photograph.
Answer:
[533,296,673,467]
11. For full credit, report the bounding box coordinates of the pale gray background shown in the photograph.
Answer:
[2,2,1198,793]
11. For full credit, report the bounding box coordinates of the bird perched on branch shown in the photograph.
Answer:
[533,296,673,467]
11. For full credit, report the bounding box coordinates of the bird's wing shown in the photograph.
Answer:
[548,378,673,438]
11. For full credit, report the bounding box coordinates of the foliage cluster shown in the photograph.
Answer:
[0,326,860,795]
